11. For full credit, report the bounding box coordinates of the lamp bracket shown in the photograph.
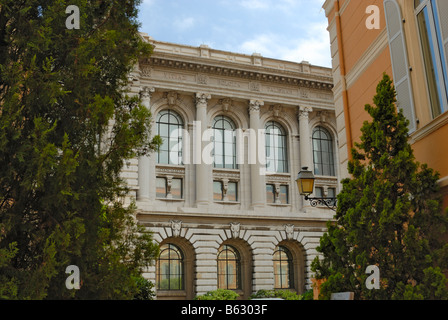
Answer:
[305,196,337,211]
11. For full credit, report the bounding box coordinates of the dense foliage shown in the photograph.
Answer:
[195,289,240,300]
[0,0,160,299]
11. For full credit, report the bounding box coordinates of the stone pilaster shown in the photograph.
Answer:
[137,87,155,201]
[195,92,212,207]
[249,100,266,208]
[298,106,313,171]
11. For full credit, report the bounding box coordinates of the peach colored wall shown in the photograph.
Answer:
[346,49,393,145]
[339,0,386,73]
[325,0,448,206]
[413,124,448,179]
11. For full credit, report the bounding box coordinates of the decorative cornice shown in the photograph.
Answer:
[140,57,334,91]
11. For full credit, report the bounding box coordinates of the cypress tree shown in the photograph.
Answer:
[0,0,160,299]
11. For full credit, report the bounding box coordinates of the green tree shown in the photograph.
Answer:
[0,0,160,299]
[311,74,448,300]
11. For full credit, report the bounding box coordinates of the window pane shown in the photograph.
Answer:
[214,181,223,201]
[265,121,288,173]
[157,244,184,290]
[213,116,237,169]
[313,127,335,176]
[156,178,166,198]
[266,184,275,203]
[417,8,443,117]
[273,246,293,289]
[158,150,169,165]
[157,110,183,165]
[227,182,238,202]
[217,245,240,290]
[280,185,288,204]
[171,178,182,199]
[315,187,323,197]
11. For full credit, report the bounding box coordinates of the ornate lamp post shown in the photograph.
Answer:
[296,167,337,211]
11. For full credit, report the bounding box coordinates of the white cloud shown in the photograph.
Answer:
[142,0,156,6]
[238,22,331,67]
[173,17,196,31]
[240,0,270,10]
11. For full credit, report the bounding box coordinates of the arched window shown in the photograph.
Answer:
[312,126,335,176]
[157,244,184,290]
[273,246,294,289]
[217,245,241,290]
[157,110,183,165]
[265,121,288,173]
[213,116,237,169]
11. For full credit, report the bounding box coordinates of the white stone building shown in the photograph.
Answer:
[123,34,338,300]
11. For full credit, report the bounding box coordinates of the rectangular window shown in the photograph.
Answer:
[214,181,223,201]
[279,185,289,204]
[328,187,336,198]
[171,178,183,199]
[266,184,275,204]
[157,177,183,199]
[227,182,238,202]
[266,184,289,204]
[315,187,323,197]
[214,181,238,202]
[156,177,167,198]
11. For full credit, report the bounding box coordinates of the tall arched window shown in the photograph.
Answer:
[157,244,184,290]
[213,116,237,169]
[265,121,288,173]
[312,126,335,176]
[273,246,294,289]
[217,245,241,290]
[157,110,183,165]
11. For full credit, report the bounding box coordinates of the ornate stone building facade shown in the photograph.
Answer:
[123,34,337,300]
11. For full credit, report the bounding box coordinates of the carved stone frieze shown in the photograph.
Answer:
[147,57,334,91]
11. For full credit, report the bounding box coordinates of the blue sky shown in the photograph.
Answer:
[138,0,331,68]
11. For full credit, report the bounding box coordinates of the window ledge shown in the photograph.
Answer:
[157,290,187,297]
[409,111,448,144]
[156,198,185,202]
[214,201,240,205]
[267,203,290,207]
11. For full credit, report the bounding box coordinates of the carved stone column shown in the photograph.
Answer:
[195,92,211,207]
[298,106,313,171]
[137,87,155,201]
[249,100,266,208]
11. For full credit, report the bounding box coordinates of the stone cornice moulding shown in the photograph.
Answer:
[139,57,334,92]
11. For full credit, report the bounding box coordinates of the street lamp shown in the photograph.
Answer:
[296,167,337,211]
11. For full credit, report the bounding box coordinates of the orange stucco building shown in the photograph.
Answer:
[323,0,448,208]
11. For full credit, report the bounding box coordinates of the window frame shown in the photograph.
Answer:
[265,121,289,174]
[212,115,238,170]
[312,126,336,177]
[415,0,448,117]
[217,245,241,290]
[156,109,184,165]
[157,244,185,291]
[273,246,294,289]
